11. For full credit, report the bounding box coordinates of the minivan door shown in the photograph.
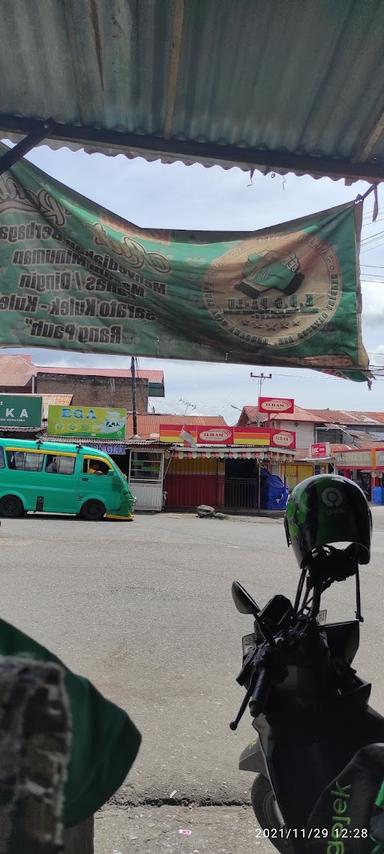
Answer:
[81,456,121,512]
[43,452,81,514]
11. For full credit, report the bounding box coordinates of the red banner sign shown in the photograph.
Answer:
[270,429,296,449]
[259,397,295,414]
[310,442,330,458]
[159,423,296,449]
[196,426,233,444]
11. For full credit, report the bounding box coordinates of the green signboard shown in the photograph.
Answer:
[47,405,126,439]
[0,395,42,428]
[0,142,369,381]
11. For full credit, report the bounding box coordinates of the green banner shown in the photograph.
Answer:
[0,143,369,380]
[0,394,42,428]
[48,405,126,439]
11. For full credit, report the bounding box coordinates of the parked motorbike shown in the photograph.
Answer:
[230,475,384,852]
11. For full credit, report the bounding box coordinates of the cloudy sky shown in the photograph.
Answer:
[5,143,384,424]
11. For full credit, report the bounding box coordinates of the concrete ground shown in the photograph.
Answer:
[0,507,383,852]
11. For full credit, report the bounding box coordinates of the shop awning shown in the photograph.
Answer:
[165,445,295,461]
[1,1,384,182]
[44,436,129,455]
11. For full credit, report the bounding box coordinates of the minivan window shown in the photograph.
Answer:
[0,448,4,469]
[7,451,43,472]
[46,454,76,475]
[83,458,110,475]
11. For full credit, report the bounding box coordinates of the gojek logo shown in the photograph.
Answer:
[321,487,343,508]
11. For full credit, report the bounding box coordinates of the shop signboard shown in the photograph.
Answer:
[159,424,198,444]
[233,428,271,446]
[196,426,233,444]
[90,443,127,455]
[159,423,296,449]
[48,405,126,439]
[258,397,295,414]
[373,449,384,469]
[0,394,42,429]
[270,429,296,449]
[334,449,372,469]
[310,442,330,458]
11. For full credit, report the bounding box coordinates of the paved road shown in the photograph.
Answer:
[0,507,383,851]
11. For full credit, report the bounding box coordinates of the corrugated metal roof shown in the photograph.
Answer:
[1,0,384,181]
[41,394,73,420]
[238,405,320,424]
[0,355,35,387]
[36,365,163,381]
[126,413,228,439]
[36,365,165,396]
[306,409,384,425]
[239,405,384,426]
[0,357,165,394]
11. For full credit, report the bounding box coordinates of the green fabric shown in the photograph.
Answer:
[0,617,141,827]
[0,142,368,380]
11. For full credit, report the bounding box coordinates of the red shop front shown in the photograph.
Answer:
[163,446,294,512]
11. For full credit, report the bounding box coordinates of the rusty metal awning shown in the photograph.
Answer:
[1,1,384,182]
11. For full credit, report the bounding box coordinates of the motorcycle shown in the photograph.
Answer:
[230,545,384,852]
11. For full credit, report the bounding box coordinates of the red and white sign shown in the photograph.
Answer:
[310,442,330,458]
[196,426,234,444]
[270,429,296,449]
[259,397,294,414]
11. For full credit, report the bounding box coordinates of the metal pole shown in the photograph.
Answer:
[131,356,138,436]
[250,372,272,425]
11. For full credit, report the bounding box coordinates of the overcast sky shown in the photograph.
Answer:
[4,143,384,424]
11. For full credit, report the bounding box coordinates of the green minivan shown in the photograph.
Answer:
[0,438,135,521]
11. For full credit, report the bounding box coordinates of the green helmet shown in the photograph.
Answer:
[284,475,372,568]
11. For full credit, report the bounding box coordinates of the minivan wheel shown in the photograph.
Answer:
[80,500,106,521]
[0,495,24,518]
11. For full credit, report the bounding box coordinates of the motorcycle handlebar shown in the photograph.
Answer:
[249,667,271,718]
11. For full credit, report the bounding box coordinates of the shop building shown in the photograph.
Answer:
[159,423,295,512]
[237,404,319,449]
[0,355,165,412]
[163,445,294,512]
[124,414,230,512]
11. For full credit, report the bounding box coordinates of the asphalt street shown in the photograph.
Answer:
[0,507,383,852]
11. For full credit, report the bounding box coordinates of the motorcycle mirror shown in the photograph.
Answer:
[231,581,260,616]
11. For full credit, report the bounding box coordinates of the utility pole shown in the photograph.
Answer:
[250,372,272,398]
[131,355,138,436]
[250,372,272,425]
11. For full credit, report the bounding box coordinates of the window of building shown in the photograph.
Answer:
[130,452,162,481]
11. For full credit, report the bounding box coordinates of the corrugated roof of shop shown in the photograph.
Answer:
[238,405,320,424]
[306,409,384,425]
[0,357,165,394]
[126,413,228,439]
[43,436,166,449]
[0,355,36,387]
[36,365,163,381]
[41,394,73,420]
[35,364,165,396]
[2,0,384,182]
